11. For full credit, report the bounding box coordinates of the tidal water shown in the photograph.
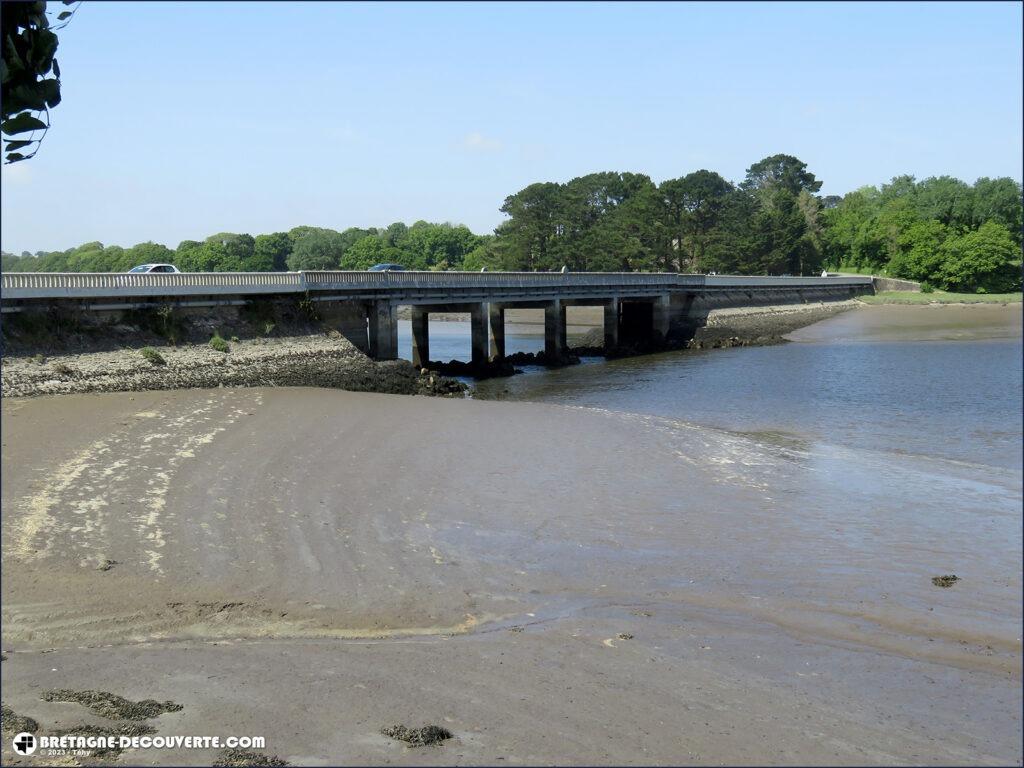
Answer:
[411,305,1024,666]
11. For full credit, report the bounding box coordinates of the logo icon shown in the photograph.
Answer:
[12,732,37,755]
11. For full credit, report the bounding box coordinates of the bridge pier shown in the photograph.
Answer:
[368,300,398,360]
[488,303,505,361]
[653,293,671,342]
[545,299,567,358]
[471,303,489,366]
[411,307,429,368]
[603,298,620,350]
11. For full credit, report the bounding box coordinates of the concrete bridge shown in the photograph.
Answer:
[1,271,874,364]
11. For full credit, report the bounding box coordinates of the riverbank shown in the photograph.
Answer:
[788,302,1022,343]
[2,298,865,396]
[860,290,1023,305]
[1,385,1019,765]
[0,333,465,399]
[684,298,861,347]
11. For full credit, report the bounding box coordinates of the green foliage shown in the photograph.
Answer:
[660,170,734,271]
[824,176,1022,290]
[887,220,948,282]
[1,1,76,163]
[742,154,822,196]
[493,157,830,275]
[937,222,1021,293]
[253,232,293,271]
[140,346,166,366]
[2,219,490,275]
[209,333,230,353]
[286,229,348,270]
[920,282,934,293]
[972,177,1023,242]
[344,235,400,270]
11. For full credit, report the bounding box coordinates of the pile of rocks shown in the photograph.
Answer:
[1,334,467,399]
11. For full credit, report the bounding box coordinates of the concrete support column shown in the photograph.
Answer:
[488,303,506,361]
[367,300,398,360]
[411,307,429,368]
[653,293,671,342]
[470,303,488,366]
[603,297,620,351]
[544,299,567,359]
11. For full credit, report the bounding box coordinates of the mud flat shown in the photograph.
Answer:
[789,301,1023,343]
[1,387,1020,765]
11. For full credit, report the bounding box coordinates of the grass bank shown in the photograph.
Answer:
[860,291,1023,305]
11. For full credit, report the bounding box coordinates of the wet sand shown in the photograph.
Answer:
[1,382,1020,765]
[789,303,1022,343]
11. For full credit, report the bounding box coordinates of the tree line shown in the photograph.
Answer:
[475,155,1021,292]
[3,154,1020,293]
[1,221,492,275]
[820,175,1021,292]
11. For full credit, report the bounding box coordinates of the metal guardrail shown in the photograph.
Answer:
[0,270,872,300]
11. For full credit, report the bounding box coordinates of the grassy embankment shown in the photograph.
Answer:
[861,291,1023,305]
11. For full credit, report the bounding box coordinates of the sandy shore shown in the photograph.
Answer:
[1,387,1019,765]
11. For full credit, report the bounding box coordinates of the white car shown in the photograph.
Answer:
[128,263,180,273]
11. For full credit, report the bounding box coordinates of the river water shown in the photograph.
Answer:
[409,305,1024,672]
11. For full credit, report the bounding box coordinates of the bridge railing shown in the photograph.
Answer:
[705,275,872,287]
[0,270,871,299]
[0,271,304,290]
[304,270,698,289]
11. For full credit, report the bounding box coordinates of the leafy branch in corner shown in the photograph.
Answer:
[1,0,80,164]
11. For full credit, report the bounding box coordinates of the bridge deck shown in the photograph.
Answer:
[1,271,872,303]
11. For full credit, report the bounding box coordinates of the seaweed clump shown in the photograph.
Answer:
[41,689,183,720]
[381,724,453,746]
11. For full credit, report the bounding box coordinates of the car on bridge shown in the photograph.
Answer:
[368,263,406,272]
[128,263,181,273]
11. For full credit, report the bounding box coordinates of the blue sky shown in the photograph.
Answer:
[2,1,1021,254]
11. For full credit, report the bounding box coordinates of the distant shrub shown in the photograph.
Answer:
[31,353,45,364]
[209,333,230,353]
[938,222,1021,293]
[140,346,166,366]
[920,282,934,293]
[230,335,240,343]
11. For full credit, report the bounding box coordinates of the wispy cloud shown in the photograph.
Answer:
[461,132,503,153]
